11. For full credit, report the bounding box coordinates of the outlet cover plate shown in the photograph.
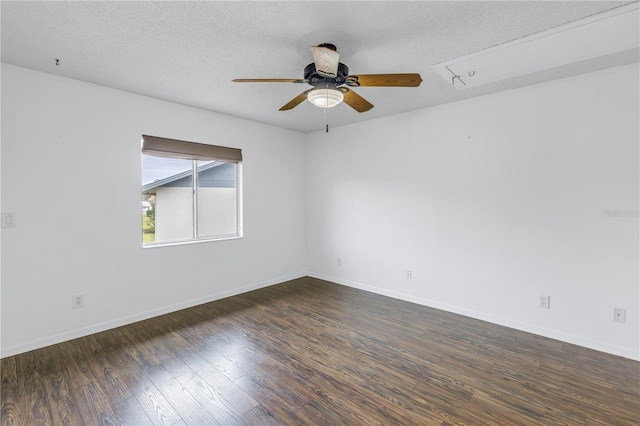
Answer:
[72,295,85,309]
[613,308,626,323]
[538,295,550,309]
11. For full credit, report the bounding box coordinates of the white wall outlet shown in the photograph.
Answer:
[538,295,550,309]
[336,257,342,267]
[613,308,626,323]
[406,270,413,280]
[72,294,85,309]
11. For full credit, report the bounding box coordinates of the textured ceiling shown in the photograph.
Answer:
[1,1,638,133]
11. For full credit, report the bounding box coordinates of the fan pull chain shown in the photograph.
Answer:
[324,105,329,132]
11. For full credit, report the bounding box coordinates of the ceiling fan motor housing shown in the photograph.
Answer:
[304,62,351,88]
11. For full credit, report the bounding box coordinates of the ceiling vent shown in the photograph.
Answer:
[432,3,639,89]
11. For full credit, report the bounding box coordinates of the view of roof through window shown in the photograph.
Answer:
[141,155,193,185]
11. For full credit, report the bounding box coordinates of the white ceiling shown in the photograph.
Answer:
[2,1,638,133]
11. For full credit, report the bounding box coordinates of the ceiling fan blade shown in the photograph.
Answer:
[312,45,340,78]
[342,88,374,113]
[346,73,423,87]
[279,89,314,111]
[233,78,307,83]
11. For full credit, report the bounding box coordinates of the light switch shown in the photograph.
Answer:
[1,212,16,228]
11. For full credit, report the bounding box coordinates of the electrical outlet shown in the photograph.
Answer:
[406,270,412,280]
[336,257,342,267]
[72,294,85,309]
[538,295,550,309]
[613,308,626,323]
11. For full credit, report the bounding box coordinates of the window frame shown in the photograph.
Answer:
[141,135,243,247]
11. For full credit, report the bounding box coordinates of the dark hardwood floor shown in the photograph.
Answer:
[2,277,638,425]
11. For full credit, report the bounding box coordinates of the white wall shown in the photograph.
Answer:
[2,62,638,361]
[307,63,639,360]
[1,64,308,357]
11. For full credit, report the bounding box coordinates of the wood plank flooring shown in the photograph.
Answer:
[2,277,639,425]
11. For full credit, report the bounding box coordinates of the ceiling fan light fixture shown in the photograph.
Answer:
[307,88,344,108]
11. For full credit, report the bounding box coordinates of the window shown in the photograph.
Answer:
[141,135,242,246]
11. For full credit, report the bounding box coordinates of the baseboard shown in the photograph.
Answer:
[5,271,637,361]
[0,272,307,358]
[308,272,640,361]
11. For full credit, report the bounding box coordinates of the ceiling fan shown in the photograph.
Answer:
[233,43,423,113]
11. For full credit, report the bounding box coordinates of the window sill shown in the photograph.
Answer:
[142,234,243,249]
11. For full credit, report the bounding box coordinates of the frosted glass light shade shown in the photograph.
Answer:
[307,88,344,108]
